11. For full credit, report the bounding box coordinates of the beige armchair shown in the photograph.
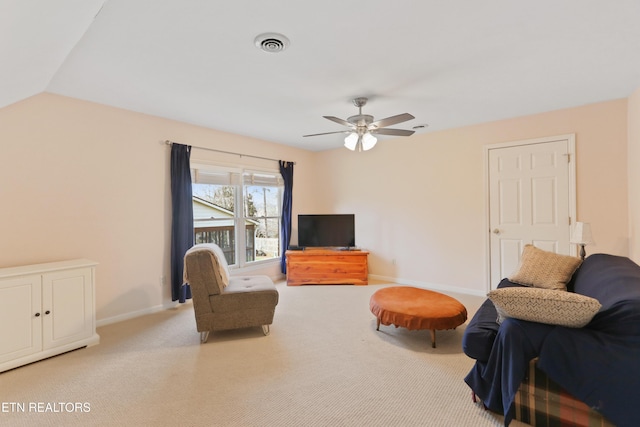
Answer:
[183,243,279,343]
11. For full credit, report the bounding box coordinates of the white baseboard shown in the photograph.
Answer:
[96,300,184,327]
[95,269,286,329]
[368,274,488,297]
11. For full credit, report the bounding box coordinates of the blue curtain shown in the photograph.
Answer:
[170,143,194,302]
[279,161,294,274]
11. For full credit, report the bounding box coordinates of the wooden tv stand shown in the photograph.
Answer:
[285,248,369,286]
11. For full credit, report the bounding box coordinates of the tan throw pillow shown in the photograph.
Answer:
[508,244,582,291]
[488,287,601,328]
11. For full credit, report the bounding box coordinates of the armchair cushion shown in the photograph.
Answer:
[210,276,279,313]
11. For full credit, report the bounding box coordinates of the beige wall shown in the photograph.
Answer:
[0,93,633,323]
[312,99,629,294]
[629,87,640,262]
[0,93,316,323]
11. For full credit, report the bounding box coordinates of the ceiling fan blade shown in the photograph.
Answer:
[303,130,351,137]
[323,116,356,128]
[370,113,415,129]
[371,128,415,136]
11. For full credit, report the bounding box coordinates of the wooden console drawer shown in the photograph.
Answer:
[286,249,369,286]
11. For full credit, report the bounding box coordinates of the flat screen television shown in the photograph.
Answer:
[298,214,355,248]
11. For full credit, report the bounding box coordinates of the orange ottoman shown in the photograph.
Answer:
[369,286,467,348]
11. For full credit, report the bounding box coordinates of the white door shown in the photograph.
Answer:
[487,135,576,288]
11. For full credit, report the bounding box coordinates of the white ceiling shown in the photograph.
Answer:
[4,1,640,151]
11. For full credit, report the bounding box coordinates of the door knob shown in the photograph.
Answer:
[492,228,501,235]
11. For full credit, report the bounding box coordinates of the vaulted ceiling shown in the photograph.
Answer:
[4,1,640,151]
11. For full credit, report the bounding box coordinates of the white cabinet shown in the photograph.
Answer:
[0,259,99,372]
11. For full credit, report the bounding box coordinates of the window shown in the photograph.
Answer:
[191,165,283,267]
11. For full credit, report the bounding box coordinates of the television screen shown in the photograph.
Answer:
[298,214,355,248]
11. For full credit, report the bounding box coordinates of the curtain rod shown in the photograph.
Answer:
[164,140,295,165]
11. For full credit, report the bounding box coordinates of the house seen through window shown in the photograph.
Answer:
[192,166,283,267]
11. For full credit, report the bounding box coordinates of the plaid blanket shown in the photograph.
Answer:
[514,359,615,427]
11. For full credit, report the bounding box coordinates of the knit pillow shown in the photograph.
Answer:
[488,287,601,328]
[509,245,582,291]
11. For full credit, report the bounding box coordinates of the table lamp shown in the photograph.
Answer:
[571,222,594,260]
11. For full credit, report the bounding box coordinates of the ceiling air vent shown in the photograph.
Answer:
[254,33,290,53]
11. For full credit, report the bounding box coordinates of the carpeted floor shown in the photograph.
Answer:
[0,280,529,426]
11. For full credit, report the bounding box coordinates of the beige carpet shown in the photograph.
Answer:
[0,280,529,427]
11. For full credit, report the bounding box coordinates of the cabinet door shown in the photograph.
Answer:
[0,275,42,364]
[42,268,93,350]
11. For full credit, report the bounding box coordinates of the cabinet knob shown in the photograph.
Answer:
[35,312,40,317]
[45,310,51,315]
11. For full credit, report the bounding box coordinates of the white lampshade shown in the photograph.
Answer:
[344,133,358,150]
[570,222,595,245]
[361,133,378,151]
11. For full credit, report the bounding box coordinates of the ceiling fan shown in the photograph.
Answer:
[303,97,415,151]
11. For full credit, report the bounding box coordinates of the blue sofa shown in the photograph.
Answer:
[463,254,640,427]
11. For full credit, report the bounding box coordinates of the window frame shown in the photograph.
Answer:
[191,162,283,270]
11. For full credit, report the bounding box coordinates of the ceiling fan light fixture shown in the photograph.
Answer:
[344,133,358,150]
[362,133,377,151]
